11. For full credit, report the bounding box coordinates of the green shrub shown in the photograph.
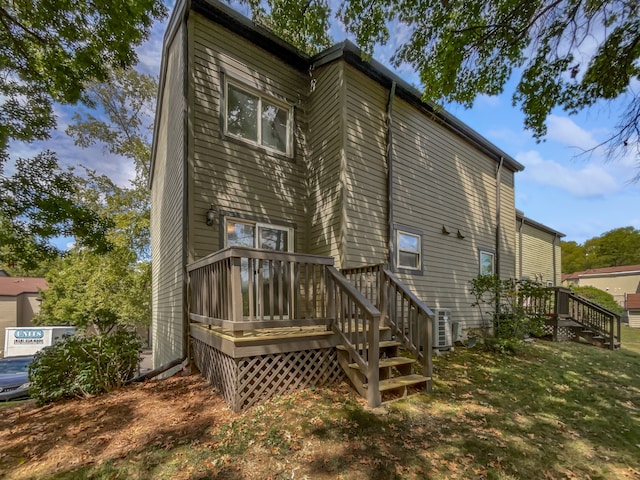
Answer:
[470,274,551,354]
[28,330,142,405]
[571,285,623,315]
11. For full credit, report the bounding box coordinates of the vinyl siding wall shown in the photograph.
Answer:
[16,293,39,327]
[151,26,186,368]
[629,311,640,328]
[392,102,515,328]
[0,297,17,356]
[343,66,388,267]
[516,221,561,285]
[188,14,309,260]
[307,62,345,263]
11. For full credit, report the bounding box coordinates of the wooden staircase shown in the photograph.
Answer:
[544,288,622,350]
[337,341,429,403]
[328,265,433,407]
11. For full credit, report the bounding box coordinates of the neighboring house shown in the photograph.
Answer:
[151,0,569,409]
[562,264,640,308]
[0,277,47,357]
[515,210,564,286]
[627,293,640,328]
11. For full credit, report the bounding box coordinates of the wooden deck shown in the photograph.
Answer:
[187,249,434,411]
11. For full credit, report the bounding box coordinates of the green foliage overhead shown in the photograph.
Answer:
[67,69,157,190]
[28,331,142,405]
[0,152,114,270]
[244,0,639,168]
[0,0,166,154]
[571,286,623,315]
[562,226,640,273]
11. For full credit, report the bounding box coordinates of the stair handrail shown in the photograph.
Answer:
[567,290,621,349]
[341,264,433,388]
[326,266,381,407]
[382,268,434,384]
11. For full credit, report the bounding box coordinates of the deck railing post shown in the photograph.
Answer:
[367,312,381,408]
[326,270,335,331]
[379,267,388,327]
[230,255,244,326]
[424,312,433,392]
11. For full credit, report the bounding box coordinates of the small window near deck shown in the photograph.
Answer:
[224,80,291,156]
[397,230,422,270]
[479,250,495,276]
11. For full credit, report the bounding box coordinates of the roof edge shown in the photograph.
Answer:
[516,211,565,237]
[313,41,525,172]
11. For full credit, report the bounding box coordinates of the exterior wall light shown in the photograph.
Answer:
[206,205,216,226]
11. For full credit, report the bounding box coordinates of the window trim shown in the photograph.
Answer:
[223,216,294,252]
[223,77,293,157]
[394,227,423,274]
[478,248,495,276]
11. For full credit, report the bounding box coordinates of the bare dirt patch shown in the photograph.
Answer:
[0,374,230,480]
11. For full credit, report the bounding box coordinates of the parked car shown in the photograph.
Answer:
[0,355,33,401]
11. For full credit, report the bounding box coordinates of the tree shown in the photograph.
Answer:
[35,69,155,333]
[66,69,157,190]
[35,171,151,333]
[242,0,640,173]
[561,226,640,273]
[0,152,114,271]
[561,240,587,274]
[0,0,166,157]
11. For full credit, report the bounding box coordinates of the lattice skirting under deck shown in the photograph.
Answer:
[191,338,344,411]
[542,324,577,341]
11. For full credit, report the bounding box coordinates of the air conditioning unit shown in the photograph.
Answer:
[433,308,453,351]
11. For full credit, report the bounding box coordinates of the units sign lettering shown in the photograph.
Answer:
[13,329,45,345]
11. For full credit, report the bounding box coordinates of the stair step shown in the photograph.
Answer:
[365,374,430,392]
[336,340,401,351]
[348,356,415,370]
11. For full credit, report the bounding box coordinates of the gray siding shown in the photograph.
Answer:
[516,221,561,285]
[307,62,345,264]
[387,85,514,329]
[343,66,388,267]
[151,28,186,368]
[188,14,309,261]
[337,62,518,329]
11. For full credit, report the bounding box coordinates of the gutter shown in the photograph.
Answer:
[495,157,504,277]
[387,81,397,268]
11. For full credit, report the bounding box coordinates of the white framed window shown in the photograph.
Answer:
[224,79,292,156]
[396,230,422,271]
[224,218,293,252]
[479,250,495,276]
[546,281,554,287]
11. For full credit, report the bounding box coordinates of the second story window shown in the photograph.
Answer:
[225,80,292,156]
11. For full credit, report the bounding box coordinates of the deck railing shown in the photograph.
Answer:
[326,266,381,407]
[544,287,621,349]
[187,247,334,334]
[342,265,433,382]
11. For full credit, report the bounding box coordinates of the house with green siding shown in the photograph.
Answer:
[150,0,568,410]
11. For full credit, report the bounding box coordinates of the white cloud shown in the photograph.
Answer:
[546,115,599,151]
[517,149,619,197]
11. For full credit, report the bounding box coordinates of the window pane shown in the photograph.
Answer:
[480,252,494,276]
[227,84,258,141]
[226,221,255,248]
[399,251,419,269]
[398,233,419,252]
[261,102,288,152]
[259,227,288,251]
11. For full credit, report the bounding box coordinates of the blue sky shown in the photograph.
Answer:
[8,1,639,246]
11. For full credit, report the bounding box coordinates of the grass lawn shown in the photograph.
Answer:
[1,335,639,480]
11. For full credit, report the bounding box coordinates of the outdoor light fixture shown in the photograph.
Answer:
[206,205,216,226]
[457,230,465,239]
[441,226,450,235]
